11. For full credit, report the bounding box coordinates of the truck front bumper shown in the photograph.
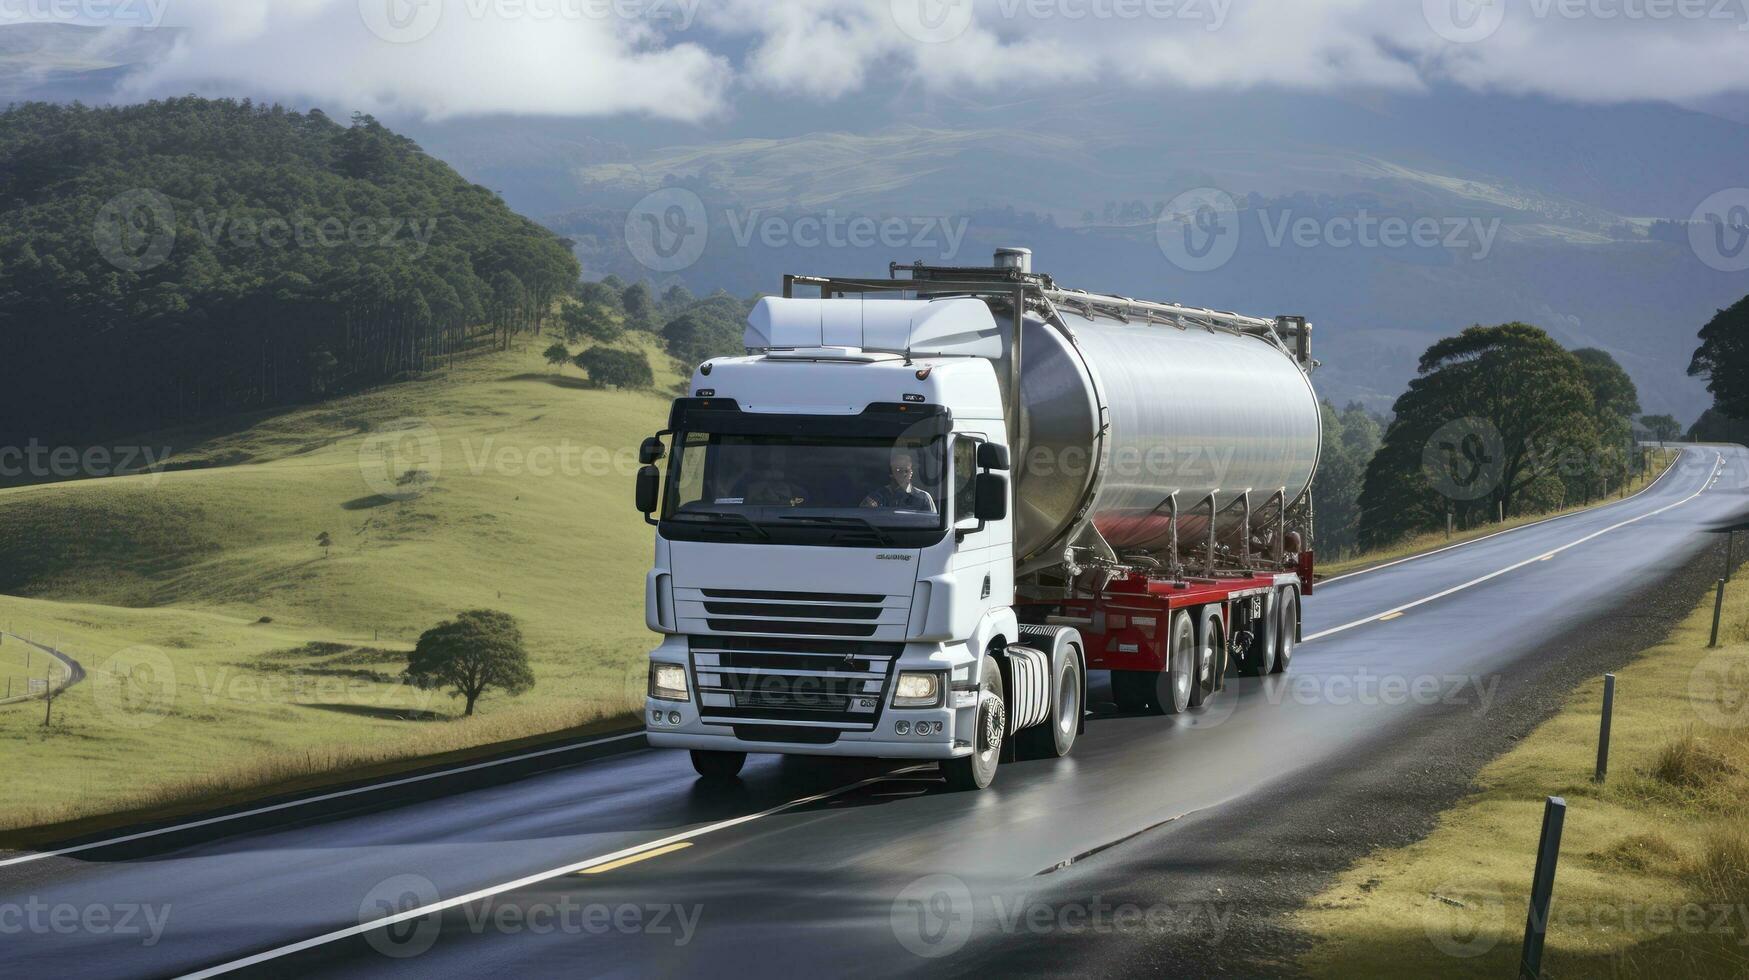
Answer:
[645,699,968,759]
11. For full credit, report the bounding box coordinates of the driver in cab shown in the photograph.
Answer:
[861,450,936,513]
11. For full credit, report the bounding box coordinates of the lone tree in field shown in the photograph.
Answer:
[543,342,571,373]
[574,347,654,389]
[404,610,535,716]
[317,531,333,558]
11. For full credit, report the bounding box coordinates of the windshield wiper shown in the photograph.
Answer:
[668,511,771,540]
[777,514,893,546]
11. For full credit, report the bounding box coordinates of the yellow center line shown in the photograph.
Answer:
[1379,612,1405,622]
[575,841,692,875]
[1539,553,1555,561]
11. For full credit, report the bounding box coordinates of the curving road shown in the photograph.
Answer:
[2,446,1745,979]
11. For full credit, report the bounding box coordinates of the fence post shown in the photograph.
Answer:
[1711,578,1727,648]
[1519,796,1567,980]
[1728,532,1735,582]
[1594,674,1615,782]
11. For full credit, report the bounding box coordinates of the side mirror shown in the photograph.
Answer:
[636,465,661,516]
[639,437,666,466]
[974,473,1008,523]
[977,443,1010,472]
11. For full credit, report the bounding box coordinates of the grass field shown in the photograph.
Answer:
[1295,552,1749,977]
[0,335,679,837]
[1320,449,1680,580]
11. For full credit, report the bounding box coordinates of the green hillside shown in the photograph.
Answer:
[0,337,676,835]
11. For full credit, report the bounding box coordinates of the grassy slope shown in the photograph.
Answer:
[0,336,677,834]
[1295,555,1749,977]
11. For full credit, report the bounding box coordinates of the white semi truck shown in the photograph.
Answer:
[637,249,1322,789]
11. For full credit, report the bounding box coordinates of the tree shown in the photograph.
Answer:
[1641,413,1682,444]
[317,531,332,558]
[621,281,654,330]
[1688,295,1749,419]
[543,342,571,373]
[1358,323,1598,548]
[306,347,340,397]
[404,609,535,716]
[562,302,622,343]
[1571,348,1640,493]
[574,347,654,389]
[1311,400,1383,558]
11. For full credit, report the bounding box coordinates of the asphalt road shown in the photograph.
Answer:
[2,446,1744,979]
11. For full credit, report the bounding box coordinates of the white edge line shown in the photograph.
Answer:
[0,731,647,869]
[178,765,933,979]
[1319,446,1688,587]
[1306,452,1723,642]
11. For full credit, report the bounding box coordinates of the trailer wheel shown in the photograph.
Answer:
[1237,592,1277,676]
[690,750,747,781]
[1149,611,1196,715]
[1019,647,1082,759]
[1190,611,1221,708]
[943,657,1005,791]
[1273,587,1299,674]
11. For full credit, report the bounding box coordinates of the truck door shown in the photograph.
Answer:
[951,434,1002,611]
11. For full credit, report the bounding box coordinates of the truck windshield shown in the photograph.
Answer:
[663,432,948,535]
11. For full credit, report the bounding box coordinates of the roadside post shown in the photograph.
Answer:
[1711,578,1726,648]
[1594,674,1615,782]
[1519,796,1567,980]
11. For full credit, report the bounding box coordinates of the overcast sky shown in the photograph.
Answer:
[23,0,1749,120]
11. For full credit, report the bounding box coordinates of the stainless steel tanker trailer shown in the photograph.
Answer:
[635,248,1322,789]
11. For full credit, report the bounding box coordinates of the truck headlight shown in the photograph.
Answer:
[893,671,943,708]
[649,663,689,702]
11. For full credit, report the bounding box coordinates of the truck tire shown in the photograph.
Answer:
[1018,647,1082,759]
[943,657,1006,791]
[690,750,747,781]
[1237,591,1277,676]
[1150,611,1197,715]
[1190,610,1222,708]
[1274,587,1298,674]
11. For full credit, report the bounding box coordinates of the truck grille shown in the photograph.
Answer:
[690,635,902,730]
[699,588,889,639]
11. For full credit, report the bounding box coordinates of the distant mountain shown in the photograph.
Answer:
[0,23,173,103]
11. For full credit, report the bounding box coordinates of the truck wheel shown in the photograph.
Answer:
[1190,612,1221,708]
[690,750,747,781]
[1151,611,1196,715]
[1019,648,1082,759]
[1273,588,1298,674]
[943,658,1006,791]
[1237,592,1277,677]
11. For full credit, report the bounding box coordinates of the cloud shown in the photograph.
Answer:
[23,0,1749,119]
